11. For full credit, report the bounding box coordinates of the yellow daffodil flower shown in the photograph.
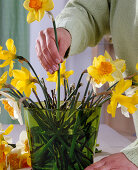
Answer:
[0,125,13,169]
[0,124,13,144]
[0,39,17,77]
[0,71,7,89]
[23,0,54,23]
[7,148,31,169]
[136,63,138,71]
[0,91,23,125]
[118,87,138,117]
[0,124,14,147]
[46,60,74,90]
[11,67,37,97]
[7,151,20,169]
[107,79,138,117]
[7,149,31,169]
[0,124,14,137]
[87,51,126,87]
[133,75,138,83]
[133,63,138,83]
[19,153,31,168]
[8,130,31,169]
[0,143,12,169]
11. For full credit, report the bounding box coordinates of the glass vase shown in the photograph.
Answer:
[24,106,101,170]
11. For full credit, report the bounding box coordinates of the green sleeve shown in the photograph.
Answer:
[56,0,110,56]
[121,110,138,167]
[122,139,138,167]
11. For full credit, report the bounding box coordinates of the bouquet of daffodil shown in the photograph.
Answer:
[0,0,137,169]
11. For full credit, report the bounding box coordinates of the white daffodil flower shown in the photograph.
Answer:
[16,130,29,154]
[0,91,23,125]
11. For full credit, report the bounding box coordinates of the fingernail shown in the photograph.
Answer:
[49,69,53,74]
[52,65,57,71]
[61,57,64,62]
[55,59,60,63]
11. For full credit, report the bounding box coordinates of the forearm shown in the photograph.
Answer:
[56,0,110,56]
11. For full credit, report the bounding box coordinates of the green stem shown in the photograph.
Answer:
[69,111,81,159]
[51,13,60,117]
[26,61,49,101]
[33,135,56,162]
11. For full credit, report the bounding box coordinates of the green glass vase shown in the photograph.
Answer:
[24,106,101,170]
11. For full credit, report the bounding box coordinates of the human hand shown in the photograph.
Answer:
[35,27,71,74]
[85,153,138,170]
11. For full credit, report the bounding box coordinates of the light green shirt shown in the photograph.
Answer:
[56,0,138,167]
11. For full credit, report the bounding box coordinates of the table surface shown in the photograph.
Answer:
[95,124,134,162]
[2,124,134,168]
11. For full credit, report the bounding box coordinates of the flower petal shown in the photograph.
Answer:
[37,9,45,22]
[0,72,7,85]
[23,0,32,11]
[120,105,130,118]
[3,124,14,135]
[60,60,66,73]
[0,46,3,51]
[0,91,14,100]
[46,71,57,82]
[136,63,138,71]
[9,60,14,77]
[12,69,27,80]
[42,0,54,11]
[27,11,36,23]
[24,84,32,97]
[16,81,26,93]
[113,59,126,73]
[0,51,11,60]
[115,79,132,94]
[0,59,11,68]
[21,67,30,77]
[19,131,28,144]
[6,39,16,54]
[107,94,118,117]
[104,50,112,61]
[65,70,74,79]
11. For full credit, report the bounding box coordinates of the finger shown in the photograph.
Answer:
[36,40,42,57]
[91,160,105,168]
[85,166,94,170]
[37,32,59,72]
[58,39,68,61]
[45,29,62,64]
[85,163,110,170]
[38,30,46,51]
[95,167,110,170]
[42,47,59,72]
[85,161,105,170]
[36,40,53,73]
